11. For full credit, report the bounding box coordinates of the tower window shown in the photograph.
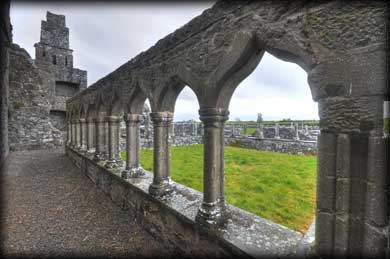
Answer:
[65,56,68,66]
[52,55,57,65]
[43,50,46,57]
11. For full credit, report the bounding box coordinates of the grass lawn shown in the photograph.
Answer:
[121,145,317,233]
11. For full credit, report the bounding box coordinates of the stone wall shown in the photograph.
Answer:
[225,136,317,156]
[0,0,11,167]
[8,45,64,150]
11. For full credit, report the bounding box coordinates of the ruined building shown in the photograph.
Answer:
[1,1,389,258]
[8,11,87,150]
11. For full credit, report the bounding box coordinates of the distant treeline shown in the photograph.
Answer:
[225,120,320,126]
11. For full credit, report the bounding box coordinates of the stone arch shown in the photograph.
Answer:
[154,76,201,114]
[108,89,124,117]
[125,84,149,115]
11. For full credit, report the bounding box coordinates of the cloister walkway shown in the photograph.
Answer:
[0,148,168,257]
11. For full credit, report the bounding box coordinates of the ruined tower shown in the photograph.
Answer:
[34,11,87,114]
[8,11,87,150]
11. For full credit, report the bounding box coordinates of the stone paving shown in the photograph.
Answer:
[0,148,167,258]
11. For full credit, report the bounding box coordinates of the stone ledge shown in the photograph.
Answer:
[66,146,303,258]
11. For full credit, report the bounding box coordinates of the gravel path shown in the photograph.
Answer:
[0,149,168,258]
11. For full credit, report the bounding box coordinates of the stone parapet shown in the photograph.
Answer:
[66,145,303,257]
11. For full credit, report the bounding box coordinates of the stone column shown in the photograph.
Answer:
[93,117,106,161]
[66,119,71,146]
[122,114,145,178]
[149,112,173,197]
[79,118,87,152]
[244,124,248,137]
[196,108,229,226]
[72,119,78,148]
[73,119,81,149]
[275,123,280,139]
[105,115,123,168]
[86,118,95,153]
[171,123,175,137]
[293,123,300,140]
[69,119,74,147]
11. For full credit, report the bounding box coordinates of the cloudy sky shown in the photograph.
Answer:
[10,2,318,122]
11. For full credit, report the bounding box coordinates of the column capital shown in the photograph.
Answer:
[198,108,229,125]
[86,118,94,123]
[150,112,173,124]
[105,115,121,123]
[124,113,143,123]
[72,119,79,124]
[79,118,86,123]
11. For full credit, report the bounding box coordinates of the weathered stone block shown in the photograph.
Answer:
[315,212,334,256]
[316,176,336,211]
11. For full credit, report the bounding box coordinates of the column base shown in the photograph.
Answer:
[148,179,173,197]
[86,148,95,155]
[121,166,146,179]
[104,159,123,169]
[79,145,88,153]
[93,152,106,162]
[195,199,228,227]
[274,136,280,139]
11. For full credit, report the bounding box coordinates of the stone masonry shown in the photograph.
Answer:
[66,1,388,257]
[0,0,11,167]
[8,11,86,151]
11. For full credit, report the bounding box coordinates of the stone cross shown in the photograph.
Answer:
[254,113,264,139]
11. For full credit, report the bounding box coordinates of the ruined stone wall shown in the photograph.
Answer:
[225,136,317,156]
[8,44,64,150]
[0,0,11,167]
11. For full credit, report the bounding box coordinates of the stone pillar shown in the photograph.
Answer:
[275,123,280,139]
[69,120,73,146]
[149,112,173,196]
[93,117,106,161]
[196,108,229,226]
[122,114,145,178]
[105,115,123,168]
[73,119,81,149]
[79,118,87,152]
[231,124,235,136]
[86,118,95,153]
[72,120,77,148]
[66,119,71,146]
[244,124,248,137]
[293,123,300,140]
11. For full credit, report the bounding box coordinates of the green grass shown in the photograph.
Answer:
[121,145,317,233]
